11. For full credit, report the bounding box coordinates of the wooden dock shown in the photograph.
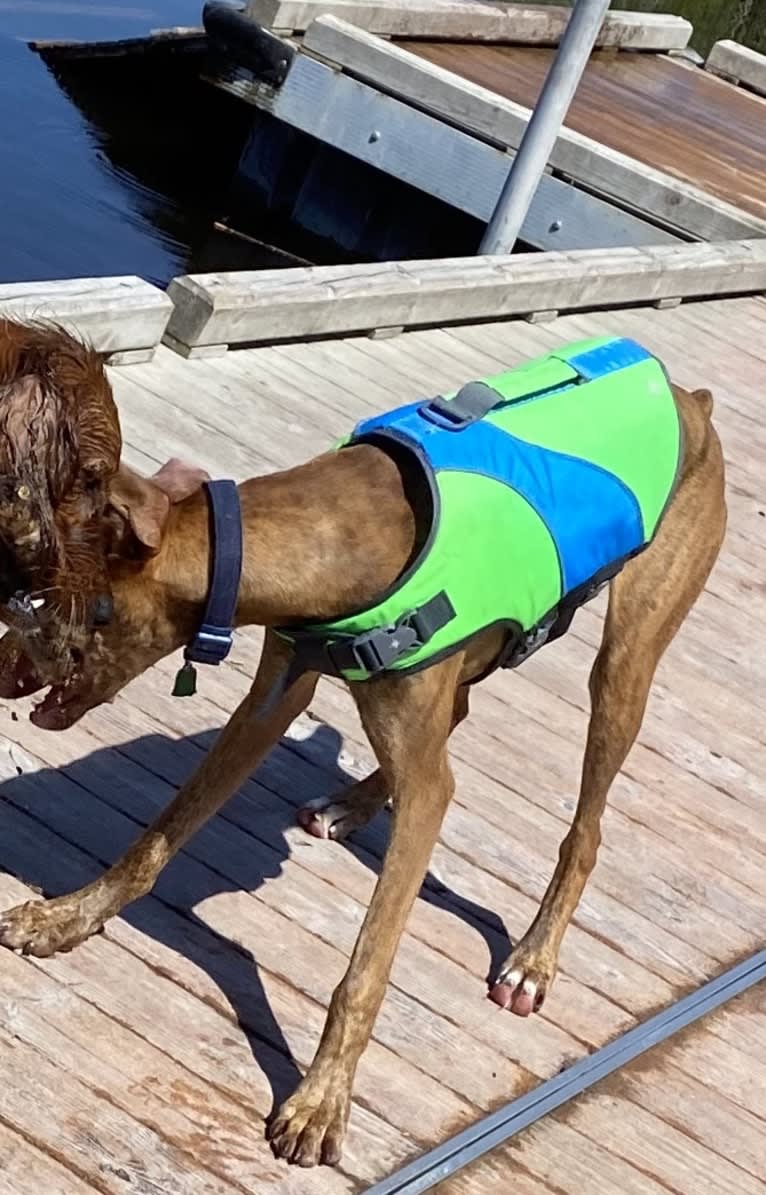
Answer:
[403,38,766,226]
[203,0,766,258]
[0,290,764,1193]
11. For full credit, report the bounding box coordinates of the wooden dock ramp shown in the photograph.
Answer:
[206,3,766,255]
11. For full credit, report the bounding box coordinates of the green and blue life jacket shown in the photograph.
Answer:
[277,335,681,682]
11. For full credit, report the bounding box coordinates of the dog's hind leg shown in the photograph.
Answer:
[268,654,463,1166]
[0,631,318,957]
[490,396,726,1017]
[297,684,470,841]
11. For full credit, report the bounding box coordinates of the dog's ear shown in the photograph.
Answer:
[151,458,211,504]
[108,463,171,556]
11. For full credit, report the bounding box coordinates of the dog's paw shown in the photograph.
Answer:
[489,943,557,1017]
[0,897,102,957]
[267,1080,350,1167]
[296,794,390,842]
[297,797,362,842]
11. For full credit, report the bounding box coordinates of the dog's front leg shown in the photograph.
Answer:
[0,632,317,957]
[268,656,462,1167]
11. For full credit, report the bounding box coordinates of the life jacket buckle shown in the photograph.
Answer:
[346,620,421,675]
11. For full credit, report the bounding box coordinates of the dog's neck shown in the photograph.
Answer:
[149,445,417,635]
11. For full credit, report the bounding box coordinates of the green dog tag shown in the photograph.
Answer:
[172,661,197,698]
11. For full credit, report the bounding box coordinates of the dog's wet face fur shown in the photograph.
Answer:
[0,459,212,729]
[0,319,122,688]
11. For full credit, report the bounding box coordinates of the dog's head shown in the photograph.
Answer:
[0,319,122,676]
[0,457,210,730]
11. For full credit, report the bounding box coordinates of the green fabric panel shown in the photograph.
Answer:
[487,356,679,538]
[442,356,578,404]
[439,337,613,407]
[303,470,562,681]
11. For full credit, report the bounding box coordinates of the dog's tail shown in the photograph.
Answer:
[692,387,714,419]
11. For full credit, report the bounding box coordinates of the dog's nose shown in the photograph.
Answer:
[0,550,25,606]
[92,593,114,626]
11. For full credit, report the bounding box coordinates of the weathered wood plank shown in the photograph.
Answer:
[224,54,677,254]
[0,1120,100,1195]
[0,886,283,1195]
[246,0,692,49]
[0,276,172,355]
[554,1073,766,1195]
[0,782,417,1188]
[706,39,766,96]
[0,1016,233,1195]
[614,1048,766,1183]
[441,1012,766,1194]
[302,17,764,242]
[164,240,766,350]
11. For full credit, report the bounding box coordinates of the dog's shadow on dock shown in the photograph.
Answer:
[0,719,511,1112]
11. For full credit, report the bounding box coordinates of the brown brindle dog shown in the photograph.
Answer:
[0,382,725,1167]
[0,319,121,702]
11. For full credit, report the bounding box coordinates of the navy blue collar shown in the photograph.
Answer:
[172,479,243,697]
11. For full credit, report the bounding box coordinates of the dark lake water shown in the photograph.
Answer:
[1,1,763,288]
[0,1,281,287]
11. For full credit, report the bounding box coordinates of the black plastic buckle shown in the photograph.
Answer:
[187,625,234,666]
[344,617,422,676]
[420,395,473,430]
[420,381,501,431]
[501,612,557,670]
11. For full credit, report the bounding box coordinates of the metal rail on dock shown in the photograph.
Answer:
[366,949,766,1195]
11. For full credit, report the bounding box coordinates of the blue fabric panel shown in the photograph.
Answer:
[560,337,653,381]
[353,399,424,439]
[387,410,644,594]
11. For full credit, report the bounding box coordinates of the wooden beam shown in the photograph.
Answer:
[302,17,766,242]
[0,276,173,358]
[250,55,676,253]
[706,40,766,97]
[246,0,692,48]
[164,239,766,352]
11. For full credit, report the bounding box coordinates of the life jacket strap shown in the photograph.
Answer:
[421,381,501,430]
[280,590,456,679]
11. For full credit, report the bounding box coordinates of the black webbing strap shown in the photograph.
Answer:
[172,480,242,696]
[280,590,456,679]
[422,381,500,429]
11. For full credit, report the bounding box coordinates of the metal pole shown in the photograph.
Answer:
[479,0,612,255]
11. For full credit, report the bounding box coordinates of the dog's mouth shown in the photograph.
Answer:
[0,639,92,730]
[30,657,89,731]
